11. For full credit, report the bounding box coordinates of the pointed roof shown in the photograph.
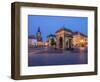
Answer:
[37,27,40,32]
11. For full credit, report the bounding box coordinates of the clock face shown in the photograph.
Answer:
[38,33,40,36]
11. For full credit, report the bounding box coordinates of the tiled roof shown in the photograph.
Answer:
[73,32,87,37]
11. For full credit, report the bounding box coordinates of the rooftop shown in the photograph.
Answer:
[56,27,73,33]
[28,35,36,39]
[73,32,87,37]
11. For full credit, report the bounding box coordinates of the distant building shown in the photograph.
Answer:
[36,27,42,41]
[72,32,87,48]
[36,27,43,47]
[47,34,56,48]
[28,35,37,48]
[44,40,49,47]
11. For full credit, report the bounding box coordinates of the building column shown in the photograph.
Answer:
[56,36,59,49]
[63,37,67,49]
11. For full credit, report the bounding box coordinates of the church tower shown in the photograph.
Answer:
[36,27,42,41]
[36,27,43,47]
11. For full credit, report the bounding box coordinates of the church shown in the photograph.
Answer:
[36,27,44,47]
[28,27,44,48]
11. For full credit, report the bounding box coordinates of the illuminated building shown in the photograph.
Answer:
[47,27,87,50]
[44,40,49,47]
[72,32,87,48]
[28,27,87,50]
[55,27,73,49]
[36,27,43,47]
[28,35,37,48]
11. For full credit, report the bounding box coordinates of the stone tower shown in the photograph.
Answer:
[36,27,42,41]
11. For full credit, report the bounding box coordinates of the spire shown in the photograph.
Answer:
[38,27,40,32]
[63,24,66,28]
[36,27,42,41]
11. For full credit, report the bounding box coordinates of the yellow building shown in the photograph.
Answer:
[72,32,87,48]
[44,40,49,47]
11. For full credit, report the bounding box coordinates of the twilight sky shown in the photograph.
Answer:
[28,15,88,41]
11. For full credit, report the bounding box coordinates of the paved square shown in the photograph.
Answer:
[28,47,87,66]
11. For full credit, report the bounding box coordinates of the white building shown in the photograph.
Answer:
[28,35,37,48]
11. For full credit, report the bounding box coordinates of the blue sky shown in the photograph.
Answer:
[28,15,88,41]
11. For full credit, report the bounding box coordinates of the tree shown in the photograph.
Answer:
[50,38,56,47]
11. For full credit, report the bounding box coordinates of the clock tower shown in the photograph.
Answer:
[36,27,42,41]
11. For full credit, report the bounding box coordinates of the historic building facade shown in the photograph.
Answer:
[55,28,73,49]
[28,27,87,49]
[36,27,43,47]
[28,27,43,48]
[28,35,37,48]
[72,32,87,48]
[48,27,87,50]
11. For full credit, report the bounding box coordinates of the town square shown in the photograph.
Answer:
[28,15,88,66]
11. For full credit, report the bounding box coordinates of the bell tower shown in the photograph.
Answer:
[36,27,42,41]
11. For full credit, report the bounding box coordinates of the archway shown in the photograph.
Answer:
[59,37,63,48]
[69,39,72,48]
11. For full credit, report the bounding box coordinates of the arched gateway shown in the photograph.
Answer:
[55,27,73,49]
